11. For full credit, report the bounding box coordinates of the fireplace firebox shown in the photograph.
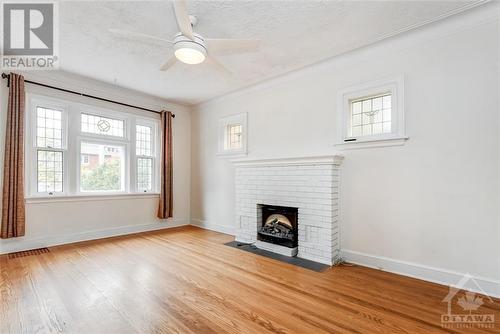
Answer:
[257,204,298,249]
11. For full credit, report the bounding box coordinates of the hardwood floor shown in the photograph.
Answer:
[1,226,499,334]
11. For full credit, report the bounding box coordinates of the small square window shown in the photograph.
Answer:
[218,113,247,156]
[225,124,242,150]
[336,76,407,149]
[348,93,391,138]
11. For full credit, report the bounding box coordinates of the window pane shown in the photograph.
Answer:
[81,113,124,137]
[372,97,382,111]
[136,125,152,156]
[80,142,125,192]
[383,121,392,133]
[37,150,63,193]
[383,109,391,122]
[137,157,153,192]
[350,93,391,137]
[36,107,63,148]
[372,123,383,135]
[225,124,242,150]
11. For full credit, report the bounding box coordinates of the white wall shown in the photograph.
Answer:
[0,71,191,253]
[191,4,500,291]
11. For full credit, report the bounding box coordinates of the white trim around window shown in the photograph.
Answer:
[25,93,161,198]
[335,75,408,149]
[217,112,248,157]
[134,118,160,193]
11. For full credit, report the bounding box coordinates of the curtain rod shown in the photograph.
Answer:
[1,73,175,118]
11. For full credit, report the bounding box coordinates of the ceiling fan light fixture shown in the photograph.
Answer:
[175,46,206,64]
[174,35,207,65]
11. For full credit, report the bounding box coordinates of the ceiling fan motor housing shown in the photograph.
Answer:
[174,33,207,64]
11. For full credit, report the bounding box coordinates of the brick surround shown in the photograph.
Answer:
[233,156,343,265]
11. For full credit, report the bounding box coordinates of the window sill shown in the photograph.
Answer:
[25,193,160,204]
[334,136,409,150]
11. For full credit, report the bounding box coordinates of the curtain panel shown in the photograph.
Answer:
[1,73,26,238]
[157,111,173,219]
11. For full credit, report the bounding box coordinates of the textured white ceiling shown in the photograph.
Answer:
[59,1,482,105]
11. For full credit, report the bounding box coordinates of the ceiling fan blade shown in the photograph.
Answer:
[109,28,173,45]
[173,0,194,40]
[160,56,178,71]
[205,55,232,77]
[206,38,260,53]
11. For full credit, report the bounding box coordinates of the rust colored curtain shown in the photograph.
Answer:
[1,73,25,238]
[157,111,173,219]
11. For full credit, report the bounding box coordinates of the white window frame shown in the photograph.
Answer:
[25,93,161,199]
[336,75,408,149]
[134,118,160,193]
[217,112,247,157]
[76,137,129,195]
[27,97,70,197]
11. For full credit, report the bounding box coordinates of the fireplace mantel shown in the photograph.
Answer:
[231,155,344,167]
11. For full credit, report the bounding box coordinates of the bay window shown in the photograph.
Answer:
[27,95,160,198]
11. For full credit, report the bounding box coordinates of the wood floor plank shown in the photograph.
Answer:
[1,226,499,334]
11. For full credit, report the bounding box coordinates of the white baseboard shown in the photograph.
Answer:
[190,219,236,236]
[0,219,188,254]
[342,249,500,298]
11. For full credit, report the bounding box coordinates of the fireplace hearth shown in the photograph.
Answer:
[257,204,298,249]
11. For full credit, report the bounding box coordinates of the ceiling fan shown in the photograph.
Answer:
[109,0,260,74]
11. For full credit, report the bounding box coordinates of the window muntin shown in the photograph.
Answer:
[37,150,63,193]
[33,105,66,195]
[225,124,242,150]
[81,113,125,138]
[337,76,405,148]
[135,124,154,192]
[80,142,125,192]
[36,107,63,149]
[137,157,153,192]
[349,93,392,138]
[218,113,247,156]
[136,125,152,156]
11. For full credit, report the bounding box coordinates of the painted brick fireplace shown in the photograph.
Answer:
[233,156,343,265]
